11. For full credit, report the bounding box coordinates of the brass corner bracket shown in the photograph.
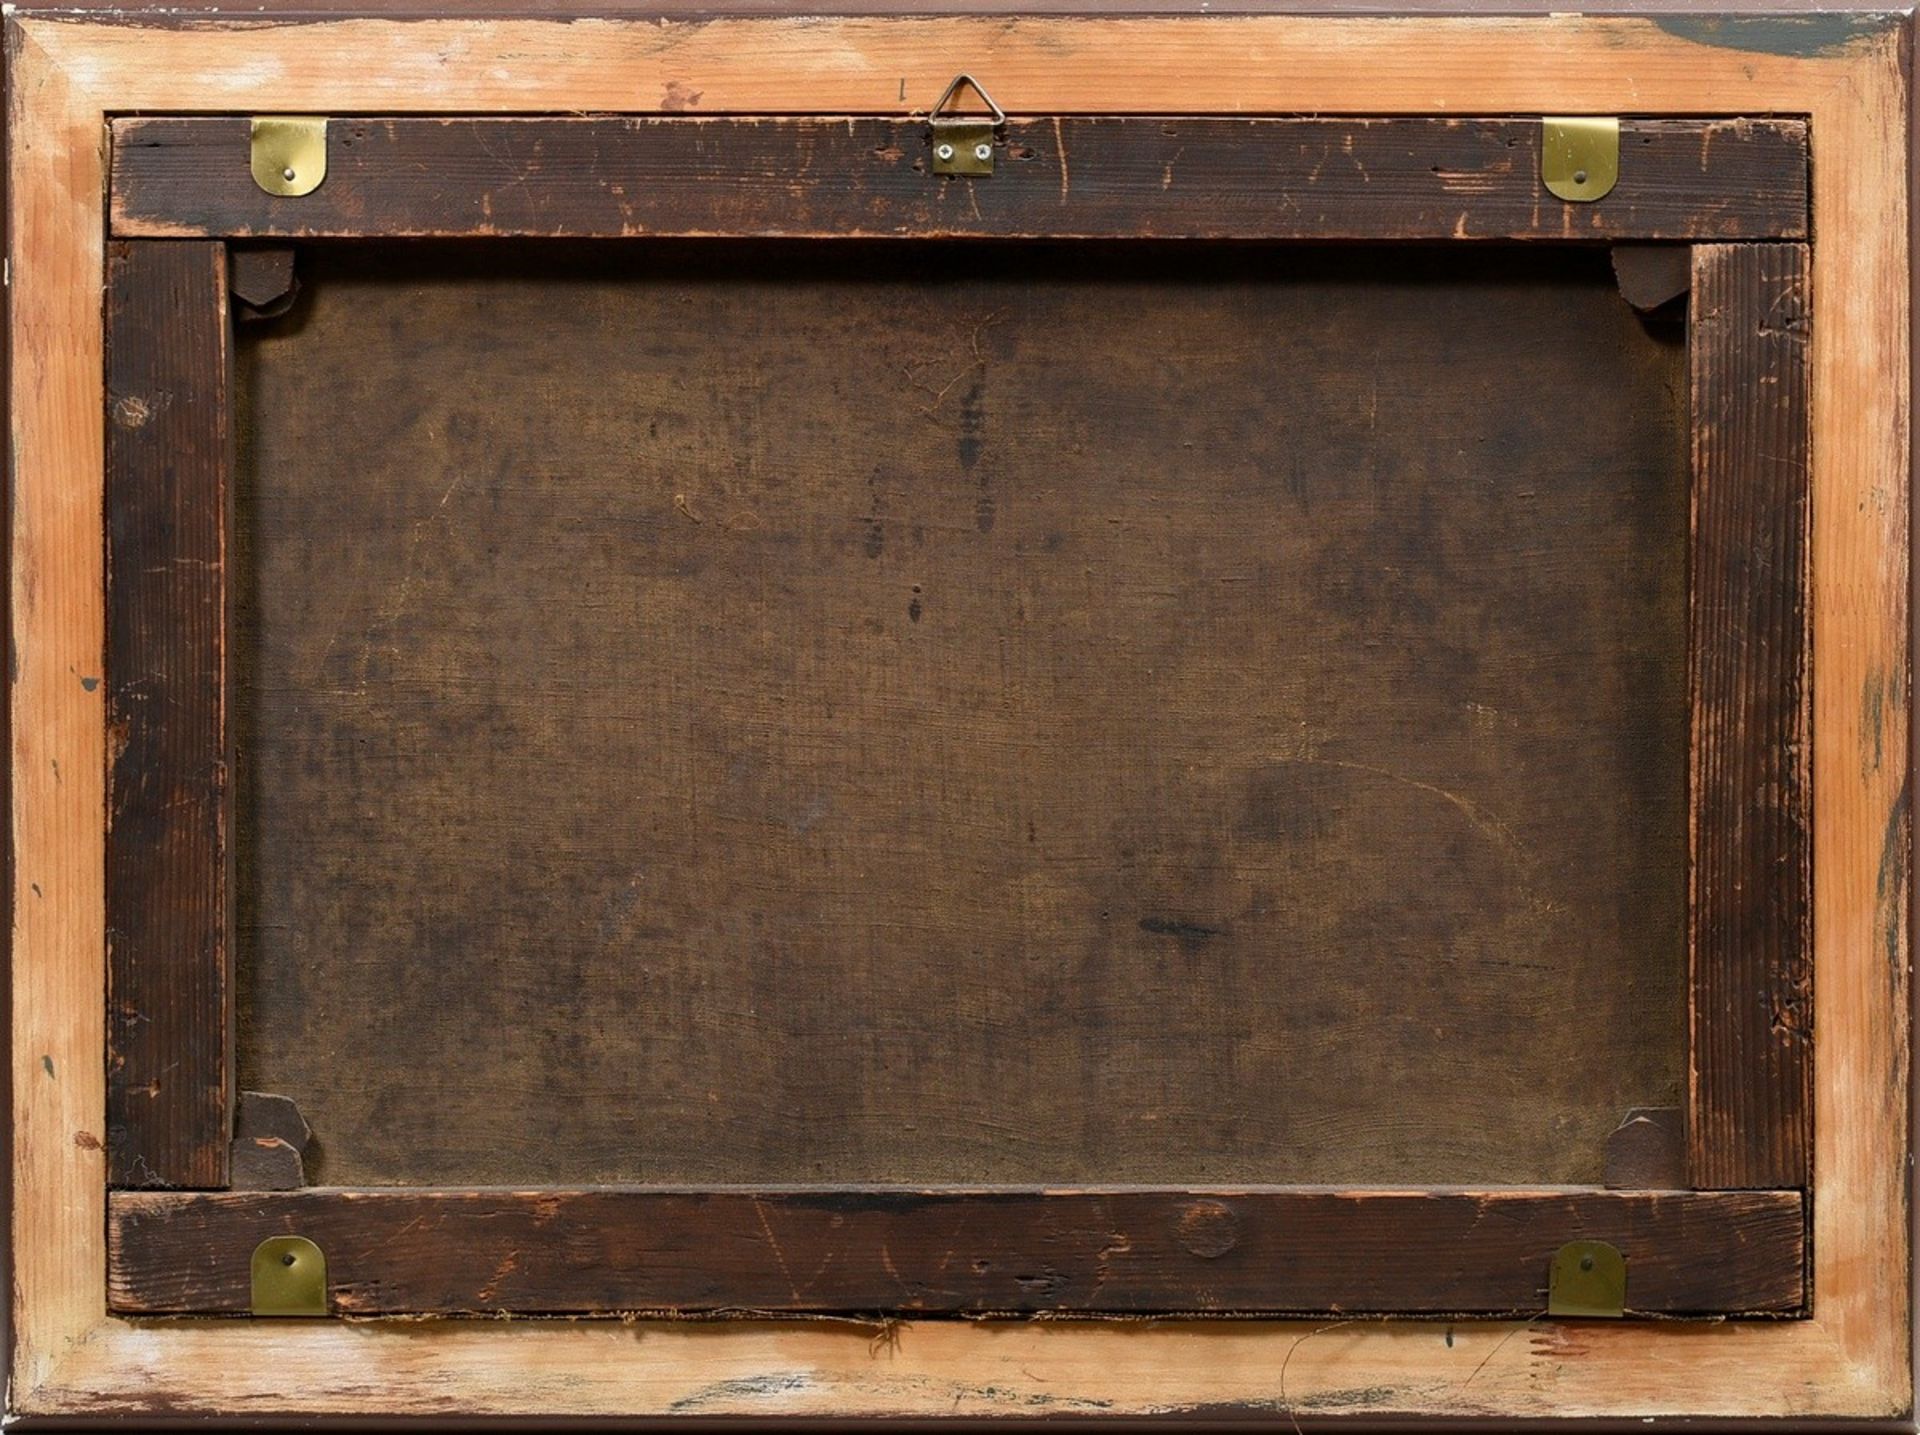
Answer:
[251,1234,329,1316]
[1541,117,1620,203]
[251,116,328,198]
[1547,1239,1627,1318]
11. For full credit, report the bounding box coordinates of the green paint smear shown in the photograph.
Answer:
[1654,14,1897,58]
[1876,776,1910,971]
[1862,667,1886,776]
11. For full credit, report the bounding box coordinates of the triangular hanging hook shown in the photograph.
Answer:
[929,73,1006,126]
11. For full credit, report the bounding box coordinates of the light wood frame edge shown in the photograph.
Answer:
[7,9,1910,1423]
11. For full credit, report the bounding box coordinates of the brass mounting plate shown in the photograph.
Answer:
[1547,1239,1627,1318]
[928,73,1004,176]
[932,123,996,177]
[1541,117,1619,203]
[251,116,328,197]
[250,1234,328,1316]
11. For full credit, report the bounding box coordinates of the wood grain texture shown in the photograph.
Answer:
[228,1091,310,1190]
[228,246,298,318]
[1612,244,1692,313]
[107,1187,1808,1316]
[19,0,1913,15]
[233,242,1688,1189]
[104,240,234,1190]
[23,0,1909,14]
[7,12,1907,1424]
[1687,243,1813,1190]
[110,116,1810,241]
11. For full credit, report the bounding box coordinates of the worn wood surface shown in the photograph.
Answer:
[107,1186,1808,1316]
[10,12,1907,1424]
[104,240,234,1190]
[232,242,1689,1189]
[228,246,299,319]
[111,116,1810,241]
[1612,244,1693,313]
[1687,243,1814,1190]
[228,1091,311,1190]
[23,0,1917,14]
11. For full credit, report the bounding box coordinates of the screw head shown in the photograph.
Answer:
[1572,169,1588,186]
[282,166,297,182]
[935,142,955,161]
[973,142,992,162]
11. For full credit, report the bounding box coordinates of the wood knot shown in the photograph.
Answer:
[661,80,703,112]
[1175,1200,1239,1258]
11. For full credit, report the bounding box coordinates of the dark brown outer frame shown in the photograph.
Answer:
[104,240,234,1190]
[1687,242,1813,1191]
[107,1187,1807,1316]
[109,116,1810,241]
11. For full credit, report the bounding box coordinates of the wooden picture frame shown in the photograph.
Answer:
[102,115,1815,1322]
[7,5,1911,1423]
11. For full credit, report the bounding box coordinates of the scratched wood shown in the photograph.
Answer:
[1687,242,1813,1190]
[9,10,1909,1425]
[109,116,1809,241]
[104,240,234,1190]
[106,1187,1807,1316]
[232,241,1690,1188]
